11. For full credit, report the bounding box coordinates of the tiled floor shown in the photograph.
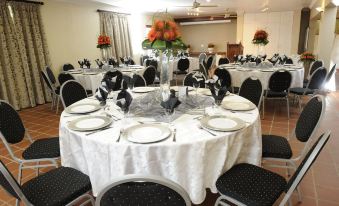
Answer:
[1,90,339,205]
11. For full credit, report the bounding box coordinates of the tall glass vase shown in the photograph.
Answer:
[158,50,171,99]
[101,48,109,62]
[257,44,265,56]
[303,61,311,81]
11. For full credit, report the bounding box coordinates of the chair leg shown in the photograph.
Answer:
[56,97,60,114]
[298,96,302,111]
[262,97,265,119]
[17,163,23,184]
[296,186,303,203]
[50,93,55,110]
[214,196,231,206]
[286,97,290,119]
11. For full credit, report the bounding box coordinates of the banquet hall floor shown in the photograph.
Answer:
[0,91,339,206]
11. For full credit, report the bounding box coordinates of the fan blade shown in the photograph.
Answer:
[199,5,218,7]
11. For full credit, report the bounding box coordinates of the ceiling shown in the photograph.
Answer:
[52,0,314,17]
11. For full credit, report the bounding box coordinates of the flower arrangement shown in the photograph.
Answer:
[299,52,315,62]
[97,35,111,49]
[142,14,186,51]
[252,30,269,45]
[208,43,215,48]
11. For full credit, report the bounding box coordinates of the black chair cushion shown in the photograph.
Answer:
[289,87,314,95]
[86,90,93,96]
[262,135,292,159]
[232,87,239,94]
[99,182,186,206]
[22,137,60,160]
[265,90,288,98]
[173,70,188,75]
[216,163,287,206]
[22,167,91,206]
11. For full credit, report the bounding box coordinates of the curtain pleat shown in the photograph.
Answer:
[0,1,51,110]
[99,12,133,60]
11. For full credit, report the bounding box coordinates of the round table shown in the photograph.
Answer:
[219,64,304,89]
[59,90,262,204]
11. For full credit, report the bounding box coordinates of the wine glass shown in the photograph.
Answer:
[193,82,200,97]
[164,108,175,124]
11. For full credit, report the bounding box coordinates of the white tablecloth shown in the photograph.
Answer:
[59,92,261,204]
[71,67,146,94]
[220,65,304,89]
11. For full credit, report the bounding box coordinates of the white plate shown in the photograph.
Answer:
[83,72,98,75]
[65,103,101,114]
[68,71,83,74]
[200,115,245,132]
[170,86,194,92]
[126,123,172,144]
[261,69,275,72]
[68,116,112,131]
[197,88,212,96]
[132,87,156,93]
[222,101,256,111]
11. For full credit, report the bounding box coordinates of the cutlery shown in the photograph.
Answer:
[230,111,253,114]
[172,127,177,142]
[197,125,217,136]
[85,126,113,136]
[116,128,124,142]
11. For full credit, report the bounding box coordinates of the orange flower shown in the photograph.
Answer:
[154,20,165,31]
[148,28,156,42]
[155,31,163,40]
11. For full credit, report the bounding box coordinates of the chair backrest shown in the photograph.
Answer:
[45,66,57,85]
[199,63,208,78]
[218,58,230,65]
[63,64,75,71]
[60,80,88,107]
[95,174,191,206]
[309,60,323,76]
[268,70,292,92]
[325,64,336,83]
[143,66,156,85]
[140,55,149,65]
[177,58,190,72]
[0,101,25,144]
[214,68,232,88]
[280,131,330,206]
[0,160,29,203]
[133,74,147,87]
[285,58,293,64]
[41,71,54,93]
[206,56,214,70]
[58,73,75,86]
[239,77,263,107]
[295,95,325,142]
[307,67,327,90]
[198,53,207,64]
[183,72,206,88]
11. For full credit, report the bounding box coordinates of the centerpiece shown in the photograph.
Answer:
[207,43,215,53]
[142,13,187,94]
[97,34,111,61]
[299,51,316,80]
[252,30,269,56]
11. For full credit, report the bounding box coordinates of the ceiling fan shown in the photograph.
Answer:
[175,0,218,9]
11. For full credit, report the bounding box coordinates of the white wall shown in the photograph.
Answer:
[242,11,296,56]
[179,20,237,52]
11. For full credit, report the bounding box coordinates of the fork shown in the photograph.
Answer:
[116,128,124,142]
[172,127,177,142]
[198,125,217,136]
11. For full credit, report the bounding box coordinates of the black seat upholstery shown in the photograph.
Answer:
[239,77,263,107]
[58,73,74,86]
[41,71,59,95]
[143,66,156,85]
[22,137,60,160]
[218,58,230,65]
[262,135,292,159]
[206,56,214,70]
[183,72,206,88]
[63,64,75,71]
[174,58,190,75]
[265,70,291,97]
[0,159,93,206]
[46,66,57,85]
[290,67,327,95]
[60,80,88,107]
[214,68,232,89]
[216,163,287,206]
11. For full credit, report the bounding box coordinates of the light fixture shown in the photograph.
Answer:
[261,7,269,12]
[332,0,339,6]
[315,7,324,12]
[206,0,211,2]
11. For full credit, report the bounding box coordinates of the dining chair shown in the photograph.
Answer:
[215,131,331,206]
[62,63,75,71]
[45,66,58,86]
[218,57,230,65]
[199,63,208,78]
[214,68,232,92]
[290,67,327,110]
[140,55,149,65]
[41,71,61,113]
[263,70,292,119]
[122,74,146,89]
[0,159,94,206]
[238,77,263,108]
[0,100,60,185]
[323,64,337,90]
[58,73,93,96]
[143,65,157,86]
[198,52,207,65]
[206,55,214,70]
[183,71,206,88]
[95,174,191,206]
[173,58,190,85]
[262,95,325,201]
[60,80,88,108]
[304,60,323,86]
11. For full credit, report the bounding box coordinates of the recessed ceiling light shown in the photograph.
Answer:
[261,7,269,12]
[206,0,211,2]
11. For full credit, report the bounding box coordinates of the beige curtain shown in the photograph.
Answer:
[0,1,50,110]
[99,12,133,60]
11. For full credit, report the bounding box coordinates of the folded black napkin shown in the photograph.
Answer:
[84,59,91,68]
[95,71,123,106]
[108,58,118,67]
[78,60,84,68]
[206,77,228,105]
[120,57,125,64]
[116,89,133,113]
[161,89,181,113]
[255,57,262,66]
[192,72,205,88]
[95,59,104,69]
